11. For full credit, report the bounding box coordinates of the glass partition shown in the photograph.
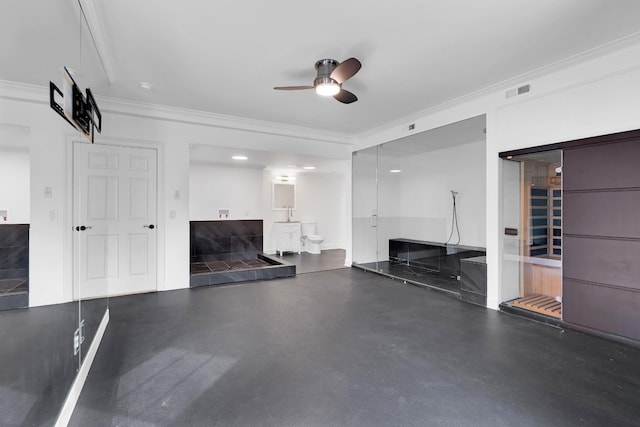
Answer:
[352,116,487,295]
[352,146,379,270]
[74,1,111,366]
[500,150,563,319]
[0,1,111,424]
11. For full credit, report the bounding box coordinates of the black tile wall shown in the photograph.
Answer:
[460,257,487,307]
[389,238,485,280]
[0,224,29,293]
[190,220,263,262]
[230,235,263,254]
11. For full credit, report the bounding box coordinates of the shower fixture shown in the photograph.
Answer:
[446,190,461,245]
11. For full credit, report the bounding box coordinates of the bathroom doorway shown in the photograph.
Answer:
[501,149,563,318]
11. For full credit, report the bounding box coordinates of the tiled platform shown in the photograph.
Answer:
[0,278,28,310]
[0,278,28,295]
[190,253,295,287]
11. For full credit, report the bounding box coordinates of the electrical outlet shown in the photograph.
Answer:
[49,210,57,221]
[44,186,52,198]
[169,209,176,219]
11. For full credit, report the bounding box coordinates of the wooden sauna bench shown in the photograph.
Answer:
[511,256,562,318]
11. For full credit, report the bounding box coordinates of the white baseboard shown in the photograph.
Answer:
[55,308,110,427]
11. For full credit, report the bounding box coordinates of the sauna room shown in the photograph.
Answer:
[502,149,563,319]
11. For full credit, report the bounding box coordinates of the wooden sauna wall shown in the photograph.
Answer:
[522,262,562,298]
[520,159,561,297]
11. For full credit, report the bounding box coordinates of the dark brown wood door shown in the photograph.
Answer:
[563,138,640,340]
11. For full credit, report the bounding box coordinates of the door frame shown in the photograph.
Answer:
[65,135,164,301]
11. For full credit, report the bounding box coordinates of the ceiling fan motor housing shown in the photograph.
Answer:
[314,59,340,88]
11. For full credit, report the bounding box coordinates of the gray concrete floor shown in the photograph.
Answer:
[70,268,640,426]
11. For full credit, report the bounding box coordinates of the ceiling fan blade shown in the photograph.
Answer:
[330,58,361,84]
[334,89,358,104]
[273,86,314,90]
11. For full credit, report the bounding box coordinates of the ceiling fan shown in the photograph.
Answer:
[274,57,361,104]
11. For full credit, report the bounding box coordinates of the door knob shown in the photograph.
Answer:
[144,224,155,229]
[75,225,92,231]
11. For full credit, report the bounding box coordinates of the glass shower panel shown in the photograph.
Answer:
[376,143,402,272]
[352,146,379,270]
[74,0,111,364]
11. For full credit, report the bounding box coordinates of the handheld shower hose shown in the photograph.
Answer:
[445,191,460,245]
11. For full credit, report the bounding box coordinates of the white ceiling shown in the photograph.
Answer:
[3,1,640,138]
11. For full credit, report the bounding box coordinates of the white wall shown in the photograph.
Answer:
[0,147,30,224]
[189,163,263,220]
[389,140,486,247]
[295,171,347,249]
[262,166,349,254]
[352,140,486,264]
[0,88,76,306]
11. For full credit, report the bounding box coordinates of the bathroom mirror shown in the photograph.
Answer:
[272,182,296,210]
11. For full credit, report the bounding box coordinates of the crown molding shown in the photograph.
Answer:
[0,80,356,145]
[0,80,49,104]
[104,97,356,145]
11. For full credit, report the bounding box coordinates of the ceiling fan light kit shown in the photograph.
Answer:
[315,78,340,96]
[274,57,361,104]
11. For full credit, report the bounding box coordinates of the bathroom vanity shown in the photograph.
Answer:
[274,222,301,256]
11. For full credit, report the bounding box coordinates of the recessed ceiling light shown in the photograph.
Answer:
[389,169,402,173]
[232,155,248,160]
[138,82,153,91]
[303,166,316,170]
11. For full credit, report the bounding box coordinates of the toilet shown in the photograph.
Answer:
[301,221,324,254]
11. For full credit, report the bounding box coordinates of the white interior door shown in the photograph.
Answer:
[74,142,157,299]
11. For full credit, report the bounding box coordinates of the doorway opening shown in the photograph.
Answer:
[501,149,562,319]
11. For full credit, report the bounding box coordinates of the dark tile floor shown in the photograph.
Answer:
[70,268,640,426]
[279,248,347,274]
